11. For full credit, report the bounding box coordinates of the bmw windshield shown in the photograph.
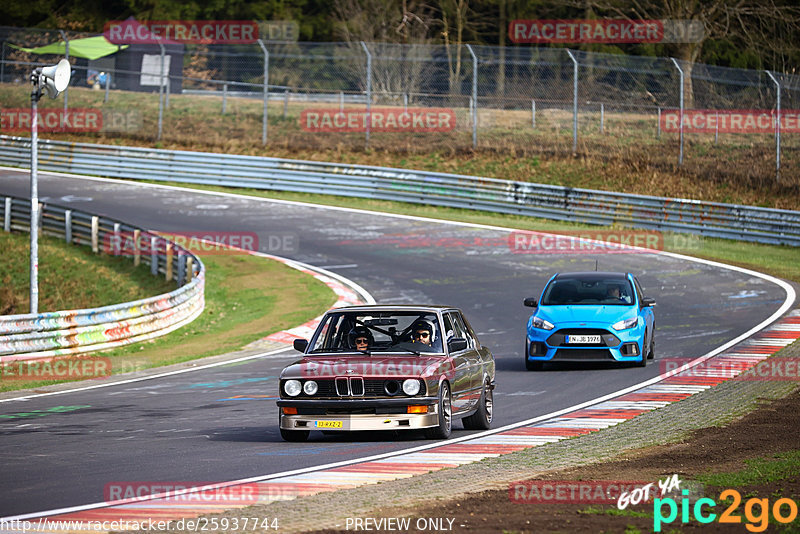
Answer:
[541,276,635,306]
[308,311,444,354]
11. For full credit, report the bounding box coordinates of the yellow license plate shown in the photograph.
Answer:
[314,420,343,428]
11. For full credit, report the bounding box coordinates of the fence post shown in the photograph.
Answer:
[531,100,536,129]
[766,71,781,183]
[283,90,289,118]
[670,58,685,166]
[339,90,344,112]
[177,251,186,286]
[657,107,661,139]
[714,110,719,144]
[113,222,120,255]
[257,39,269,145]
[403,93,408,112]
[157,42,166,141]
[566,49,578,155]
[1,42,5,83]
[59,30,69,128]
[222,83,227,114]
[466,44,478,150]
[104,70,110,103]
[600,102,604,134]
[360,41,372,149]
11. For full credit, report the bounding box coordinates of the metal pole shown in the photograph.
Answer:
[466,44,478,149]
[257,39,269,145]
[339,91,344,112]
[531,100,536,129]
[766,70,781,182]
[600,102,604,134]
[157,42,165,140]
[566,49,578,155]
[1,42,6,83]
[714,110,718,144]
[30,90,39,314]
[360,41,372,149]
[222,83,227,114]
[657,106,661,139]
[670,58,684,166]
[403,93,408,112]
[104,70,110,103]
[283,90,289,118]
[59,30,69,126]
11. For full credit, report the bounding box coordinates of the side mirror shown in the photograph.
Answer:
[448,338,468,353]
[293,338,309,352]
[523,296,538,308]
[641,297,656,307]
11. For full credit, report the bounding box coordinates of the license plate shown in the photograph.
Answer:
[566,335,601,344]
[313,421,343,428]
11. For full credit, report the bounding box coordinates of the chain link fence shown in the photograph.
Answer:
[1,25,797,185]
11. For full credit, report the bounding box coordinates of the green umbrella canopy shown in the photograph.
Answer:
[10,35,128,61]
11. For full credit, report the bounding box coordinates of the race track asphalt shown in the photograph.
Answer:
[0,169,790,516]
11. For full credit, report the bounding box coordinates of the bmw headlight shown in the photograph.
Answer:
[532,316,555,331]
[402,379,421,396]
[612,317,639,330]
[303,380,318,395]
[284,379,302,397]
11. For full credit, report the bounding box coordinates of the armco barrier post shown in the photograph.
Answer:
[257,39,269,145]
[133,229,141,266]
[4,197,10,231]
[91,216,99,253]
[150,236,158,275]
[566,49,578,155]
[177,251,186,286]
[65,210,72,244]
[165,242,173,281]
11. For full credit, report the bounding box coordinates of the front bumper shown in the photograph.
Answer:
[526,326,644,363]
[278,397,440,431]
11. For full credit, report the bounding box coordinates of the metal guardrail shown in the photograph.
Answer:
[0,194,205,360]
[1,135,799,246]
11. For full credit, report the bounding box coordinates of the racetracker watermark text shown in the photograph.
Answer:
[509,19,703,43]
[300,108,455,133]
[104,19,258,44]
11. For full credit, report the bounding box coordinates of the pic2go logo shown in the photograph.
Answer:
[654,489,798,532]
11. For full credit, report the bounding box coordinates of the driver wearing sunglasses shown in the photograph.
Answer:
[411,320,434,346]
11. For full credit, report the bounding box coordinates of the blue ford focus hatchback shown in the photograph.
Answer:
[523,272,655,370]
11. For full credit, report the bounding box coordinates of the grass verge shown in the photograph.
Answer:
[0,231,174,314]
[0,232,337,393]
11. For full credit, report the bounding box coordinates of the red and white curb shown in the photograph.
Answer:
[6,310,798,532]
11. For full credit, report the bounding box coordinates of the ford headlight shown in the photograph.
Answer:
[284,379,302,397]
[532,316,555,330]
[612,317,638,330]
[303,380,318,395]
[402,379,421,396]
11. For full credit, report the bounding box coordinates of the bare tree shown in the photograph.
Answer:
[567,0,800,107]
[333,0,437,100]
